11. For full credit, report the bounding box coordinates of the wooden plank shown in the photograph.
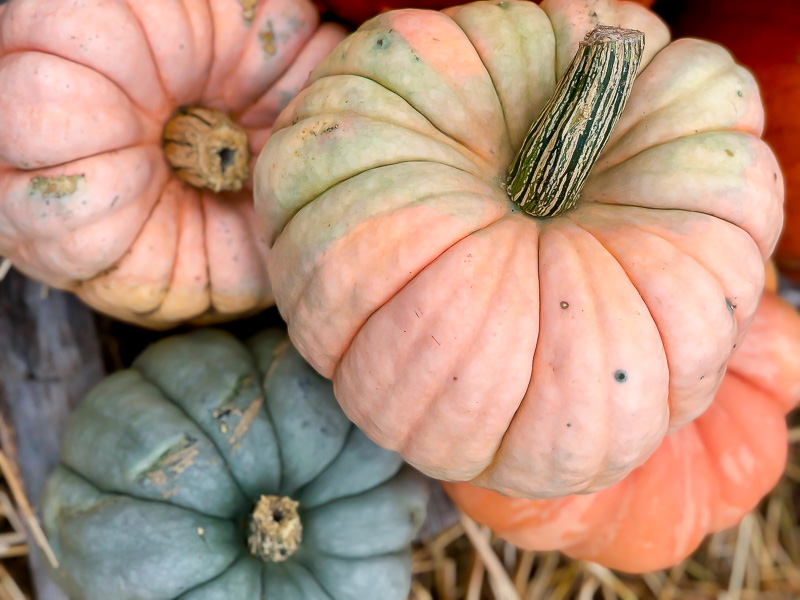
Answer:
[0,270,105,600]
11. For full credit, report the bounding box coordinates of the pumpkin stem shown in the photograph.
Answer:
[163,107,251,193]
[506,25,644,217]
[247,494,303,563]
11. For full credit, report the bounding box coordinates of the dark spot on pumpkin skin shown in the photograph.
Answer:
[726,298,737,315]
[566,423,572,427]
[322,125,339,134]
[453,376,458,381]
[737,90,743,97]
[376,38,385,48]
[614,370,628,383]
[560,301,569,309]
[726,149,734,157]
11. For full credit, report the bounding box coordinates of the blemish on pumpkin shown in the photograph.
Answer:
[432,335,441,346]
[260,22,277,55]
[322,125,339,134]
[726,149,734,157]
[566,423,572,427]
[726,298,737,315]
[229,396,264,451]
[737,90,743,97]
[197,527,205,536]
[613,370,628,383]
[560,301,569,309]
[239,0,258,23]
[145,437,200,488]
[29,174,84,198]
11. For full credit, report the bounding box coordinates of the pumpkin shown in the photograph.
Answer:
[315,0,654,26]
[315,1,472,25]
[672,0,800,281]
[445,290,800,573]
[766,259,779,294]
[254,0,783,499]
[0,0,345,328]
[42,329,428,599]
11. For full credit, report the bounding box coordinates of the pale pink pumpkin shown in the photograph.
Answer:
[0,0,345,328]
[255,0,783,498]
[445,292,800,573]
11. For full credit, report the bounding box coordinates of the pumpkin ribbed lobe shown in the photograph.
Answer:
[506,25,644,217]
[247,494,303,563]
[163,107,251,193]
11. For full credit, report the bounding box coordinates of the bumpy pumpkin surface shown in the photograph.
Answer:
[42,329,428,600]
[316,0,653,26]
[672,0,800,281]
[445,291,800,573]
[254,0,783,499]
[0,0,345,328]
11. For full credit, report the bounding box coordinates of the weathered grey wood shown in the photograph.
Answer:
[0,269,105,600]
[417,479,459,542]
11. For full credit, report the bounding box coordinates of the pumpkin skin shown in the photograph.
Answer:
[42,329,428,600]
[672,0,800,281]
[315,0,654,26]
[254,0,783,498]
[0,0,346,329]
[445,291,800,573]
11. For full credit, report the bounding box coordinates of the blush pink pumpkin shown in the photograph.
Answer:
[255,0,783,498]
[0,0,345,328]
[445,291,800,573]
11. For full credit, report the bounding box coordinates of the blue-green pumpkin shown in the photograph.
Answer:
[41,329,428,600]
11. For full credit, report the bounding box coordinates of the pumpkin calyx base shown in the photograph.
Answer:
[163,107,251,193]
[247,494,303,563]
[506,25,644,218]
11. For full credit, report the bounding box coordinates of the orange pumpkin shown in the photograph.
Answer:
[255,0,783,498]
[673,0,800,280]
[445,291,800,573]
[0,0,345,328]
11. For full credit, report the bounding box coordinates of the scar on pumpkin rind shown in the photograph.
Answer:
[29,174,85,198]
[239,0,258,23]
[144,436,200,488]
[260,22,277,55]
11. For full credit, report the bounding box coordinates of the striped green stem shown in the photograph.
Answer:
[506,25,644,217]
